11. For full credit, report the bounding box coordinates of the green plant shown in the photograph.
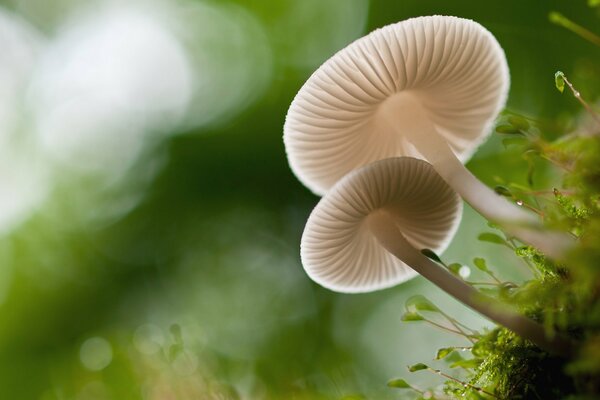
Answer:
[388,71,600,398]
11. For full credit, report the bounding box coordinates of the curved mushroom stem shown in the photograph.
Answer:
[421,138,574,259]
[380,96,574,258]
[368,211,574,357]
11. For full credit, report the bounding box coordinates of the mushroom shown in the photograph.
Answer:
[303,157,572,355]
[285,15,572,258]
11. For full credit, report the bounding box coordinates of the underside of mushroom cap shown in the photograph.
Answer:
[301,157,462,293]
[285,15,509,195]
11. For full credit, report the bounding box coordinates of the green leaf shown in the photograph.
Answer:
[408,363,429,372]
[406,295,439,312]
[450,358,482,369]
[495,124,523,135]
[589,0,600,7]
[447,263,462,276]
[555,71,565,93]
[486,221,501,229]
[494,185,512,197]
[473,257,489,272]
[502,137,528,148]
[444,351,464,364]
[401,312,424,322]
[508,115,530,130]
[387,378,411,389]
[435,347,455,360]
[477,233,506,245]
[420,248,442,263]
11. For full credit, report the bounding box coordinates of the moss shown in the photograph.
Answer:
[393,111,600,400]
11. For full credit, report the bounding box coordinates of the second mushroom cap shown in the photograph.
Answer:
[302,157,462,293]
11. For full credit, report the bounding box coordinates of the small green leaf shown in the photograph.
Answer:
[508,115,530,130]
[435,347,455,360]
[447,263,462,276]
[555,71,565,93]
[495,124,523,135]
[420,248,442,263]
[406,295,439,313]
[486,221,501,229]
[494,186,512,197]
[502,137,528,148]
[387,378,411,389]
[473,257,489,272]
[408,363,429,372]
[401,312,424,322]
[450,358,482,369]
[477,233,506,245]
[444,351,464,364]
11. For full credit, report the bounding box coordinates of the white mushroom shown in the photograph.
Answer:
[303,157,462,292]
[303,157,572,355]
[285,15,572,258]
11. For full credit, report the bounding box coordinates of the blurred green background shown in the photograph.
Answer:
[0,0,598,398]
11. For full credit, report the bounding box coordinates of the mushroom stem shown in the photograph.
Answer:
[379,96,574,258]
[424,139,574,259]
[367,211,574,357]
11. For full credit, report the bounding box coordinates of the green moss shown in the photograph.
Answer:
[392,109,600,399]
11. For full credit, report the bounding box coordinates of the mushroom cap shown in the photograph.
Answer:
[301,157,462,293]
[284,15,509,195]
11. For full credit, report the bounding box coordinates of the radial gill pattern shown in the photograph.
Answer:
[301,157,462,293]
[284,15,509,195]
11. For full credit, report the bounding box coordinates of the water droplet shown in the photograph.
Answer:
[458,266,471,279]
[516,200,524,206]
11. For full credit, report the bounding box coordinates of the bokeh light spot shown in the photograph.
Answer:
[80,337,113,371]
[28,5,193,175]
